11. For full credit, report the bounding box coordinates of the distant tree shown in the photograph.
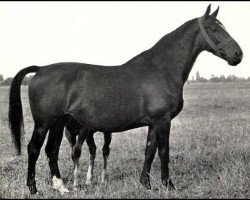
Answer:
[0,77,13,86]
[219,75,225,84]
[194,71,207,83]
[22,75,33,85]
[225,75,236,83]
[0,75,34,86]
[209,75,221,83]
[235,76,246,83]
[0,74,3,82]
[198,77,207,83]
[196,71,200,81]
[219,75,225,80]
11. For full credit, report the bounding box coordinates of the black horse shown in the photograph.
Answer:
[9,5,242,195]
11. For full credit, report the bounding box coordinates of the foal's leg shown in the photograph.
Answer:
[27,123,48,194]
[65,126,76,148]
[65,125,78,190]
[140,126,157,190]
[154,117,175,190]
[45,121,69,194]
[101,132,112,183]
[85,132,96,185]
[71,128,89,190]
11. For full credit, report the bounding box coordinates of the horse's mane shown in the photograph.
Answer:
[125,18,197,65]
[152,18,197,50]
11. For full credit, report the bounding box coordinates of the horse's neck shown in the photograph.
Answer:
[151,18,202,86]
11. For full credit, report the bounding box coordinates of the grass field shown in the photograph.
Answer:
[0,83,249,198]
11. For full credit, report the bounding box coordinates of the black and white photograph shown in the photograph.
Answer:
[0,1,249,199]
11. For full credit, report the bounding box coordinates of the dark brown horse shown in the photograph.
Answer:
[9,5,242,194]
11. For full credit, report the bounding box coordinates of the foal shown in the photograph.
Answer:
[64,125,111,189]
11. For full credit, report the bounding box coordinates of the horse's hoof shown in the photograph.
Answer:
[73,184,81,191]
[58,186,69,194]
[140,176,151,190]
[168,179,176,190]
[29,185,38,195]
[85,180,92,185]
[162,178,176,191]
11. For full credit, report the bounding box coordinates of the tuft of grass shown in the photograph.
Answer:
[0,83,249,198]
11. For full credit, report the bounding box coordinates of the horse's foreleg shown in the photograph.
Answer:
[45,121,69,194]
[85,132,96,185]
[101,133,112,183]
[140,126,157,190]
[154,117,176,190]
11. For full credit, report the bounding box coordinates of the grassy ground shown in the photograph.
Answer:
[0,83,249,198]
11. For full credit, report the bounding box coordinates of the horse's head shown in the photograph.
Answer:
[198,4,243,66]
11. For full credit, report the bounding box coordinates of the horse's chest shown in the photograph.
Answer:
[145,94,183,119]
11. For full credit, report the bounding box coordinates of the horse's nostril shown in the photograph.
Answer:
[235,51,242,58]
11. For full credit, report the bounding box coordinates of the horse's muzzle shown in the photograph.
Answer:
[227,50,243,66]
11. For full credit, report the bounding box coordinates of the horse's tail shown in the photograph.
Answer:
[9,65,40,155]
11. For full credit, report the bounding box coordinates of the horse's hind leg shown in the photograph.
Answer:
[27,123,48,194]
[85,131,96,185]
[101,132,112,183]
[45,120,69,194]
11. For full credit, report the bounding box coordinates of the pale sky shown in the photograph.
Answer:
[0,1,249,80]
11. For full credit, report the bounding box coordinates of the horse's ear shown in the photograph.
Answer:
[211,6,219,18]
[204,4,211,19]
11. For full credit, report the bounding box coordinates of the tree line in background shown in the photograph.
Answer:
[0,74,33,86]
[187,71,250,84]
[0,71,250,86]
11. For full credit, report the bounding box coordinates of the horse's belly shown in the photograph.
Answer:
[66,97,143,132]
[67,109,141,132]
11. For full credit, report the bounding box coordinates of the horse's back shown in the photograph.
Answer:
[27,62,145,130]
